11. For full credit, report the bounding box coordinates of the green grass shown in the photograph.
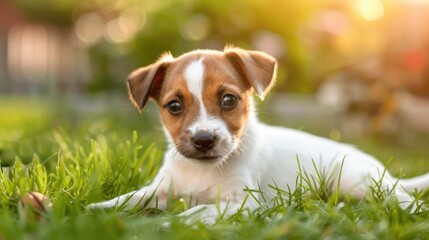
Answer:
[1,96,429,240]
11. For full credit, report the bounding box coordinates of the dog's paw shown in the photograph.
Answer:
[178,204,220,225]
[87,201,117,211]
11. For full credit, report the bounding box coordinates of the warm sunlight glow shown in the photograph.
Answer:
[402,0,429,4]
[355,0,385,21]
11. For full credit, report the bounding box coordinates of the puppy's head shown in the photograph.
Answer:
[127,47,277,165]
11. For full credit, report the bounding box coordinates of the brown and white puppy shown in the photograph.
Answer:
[88,47,429,224]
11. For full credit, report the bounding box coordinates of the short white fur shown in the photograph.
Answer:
[183,58,226,137]
[182,58,234,160]
[184,58,207,118]
[89,49,429,225]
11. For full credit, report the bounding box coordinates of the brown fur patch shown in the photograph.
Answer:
[155,54,203,146]
[140,49,276,161]
[201,55,252,140]
[154,52,253,147]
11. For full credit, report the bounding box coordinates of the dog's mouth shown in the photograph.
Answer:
[194,155,221,161]
[180,152,222,162]
[177,150,224,164]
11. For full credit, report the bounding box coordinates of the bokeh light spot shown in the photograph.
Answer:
[119,9,146,37]
[74,12,104,46]
[252,30,285,59]
[355,0,385,21]
[181,14,210,41]
[104,11,143,44]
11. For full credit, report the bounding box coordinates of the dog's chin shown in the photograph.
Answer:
[192,155,224,165]
[176,148,232,166]
[180,153,226,166]
[174,138,241,166]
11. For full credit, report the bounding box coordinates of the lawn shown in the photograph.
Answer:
[1,96,429,240]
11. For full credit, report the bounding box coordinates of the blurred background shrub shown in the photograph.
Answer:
[1,0,429,136]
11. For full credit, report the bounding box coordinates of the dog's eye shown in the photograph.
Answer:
[166,100,183,115]
[221,94,238,110]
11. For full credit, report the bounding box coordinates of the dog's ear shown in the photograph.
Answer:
[224,47,278,100]
[127,58,172,111]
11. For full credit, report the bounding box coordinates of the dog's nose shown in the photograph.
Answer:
[192,131,215,152]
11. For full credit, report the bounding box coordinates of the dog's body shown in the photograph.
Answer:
[88,47,429,223]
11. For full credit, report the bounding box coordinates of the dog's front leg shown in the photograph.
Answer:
[178,201,249,225]
[88,184,165,211]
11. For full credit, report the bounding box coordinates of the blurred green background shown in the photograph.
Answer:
[1,0,429,173]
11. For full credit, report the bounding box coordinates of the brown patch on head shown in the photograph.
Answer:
[156,52,254,148]
[127,54,173,110]
[126,47,278,163]
[201,55,253,140]
[224,46,278,100]
[158,77,198,145]
[154,54,201,145]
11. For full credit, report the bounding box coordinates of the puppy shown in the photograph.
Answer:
[88,46,429,223]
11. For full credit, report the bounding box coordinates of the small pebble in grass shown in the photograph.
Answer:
[20,192,51,221]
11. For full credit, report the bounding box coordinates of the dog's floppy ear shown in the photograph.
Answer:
[224,47,278,100]
[127,57,172,110]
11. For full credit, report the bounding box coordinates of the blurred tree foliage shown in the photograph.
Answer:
[13,0,78,26]
[11,0,338,93]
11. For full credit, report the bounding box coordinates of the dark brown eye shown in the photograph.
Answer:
[166,100,183,115]
[221,94,238,110]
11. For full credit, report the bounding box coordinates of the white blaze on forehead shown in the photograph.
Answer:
[184,58,208,119]
[184,58,205,103]
[182,58,232,144]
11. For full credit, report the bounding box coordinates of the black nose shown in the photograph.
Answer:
[192,131,215,152]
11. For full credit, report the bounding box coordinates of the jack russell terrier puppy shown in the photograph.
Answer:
[88,46,429,223]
